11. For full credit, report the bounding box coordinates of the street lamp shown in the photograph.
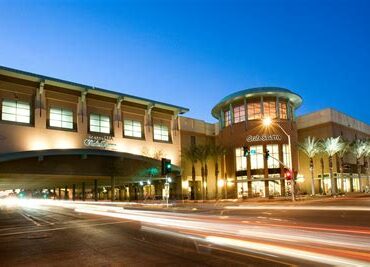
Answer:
[262,117,295,202]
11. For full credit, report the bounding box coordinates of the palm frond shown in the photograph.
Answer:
[320,136,344,157]
[298,136,321,158]
[351,139,368,159]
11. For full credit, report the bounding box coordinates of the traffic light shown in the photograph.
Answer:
[161,158,172,175]
[243,145,250,157]
[284,168,293,180]
[265,149,270,160]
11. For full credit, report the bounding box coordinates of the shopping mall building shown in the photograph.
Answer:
[0,66,369,200]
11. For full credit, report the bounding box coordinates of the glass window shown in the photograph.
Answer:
[266,144,280,168]
[247,102,261,120]
[90,114,110,134]
[250,145,264,169]
[124,119,142,138]
[237,178,248,198]
[224,110,231,126]
[49,108,73,129]
[153,124,170,142]
[233,105,245,123]
[190,136,196,146]
[279,102,287,119]
[235,148,247,171]
[263,101,277,119]
[283,144,292,169]
[1,99,31,124]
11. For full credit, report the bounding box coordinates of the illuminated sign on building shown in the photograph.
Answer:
[84,135,116,149]
[246,134,282,143]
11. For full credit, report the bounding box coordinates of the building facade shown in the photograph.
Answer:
[0,66,188,200]
[0,66,369,200]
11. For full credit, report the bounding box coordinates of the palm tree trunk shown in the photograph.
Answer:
[205,163,208,200]
[340,157,344,193]
[321,157,325,194]
[215,161,219,199]
[329,156,336,195]
[201,165,205,200]
[192,164,196,200]
[310,158,315,196]
[357,158,362,192]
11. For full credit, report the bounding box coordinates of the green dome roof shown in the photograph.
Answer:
[211,87,302,119]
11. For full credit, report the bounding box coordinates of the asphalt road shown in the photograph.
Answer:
[0,197,369,266]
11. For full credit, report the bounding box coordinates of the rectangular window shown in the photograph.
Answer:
[283,144,292,169]
[49,108,74,129]
[233,105,245,123]
[263,101,277,119]
[190,136,196,146]
[1,99,31,124]
[235,148,247,171]
[90,114,110,134]
[266,144,280,168]
[153,124,170,142]
[124,119,142,138]
[224,110,231,126]
[279,102,287,119]
[250,145,264,170]
[247,102,261,120]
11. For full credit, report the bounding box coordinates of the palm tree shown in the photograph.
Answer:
[350,139,368,192]
[365,140,370,190]
[196,145,211,200]
[210,144,226,199]
[298,136,321,196]
[320,137,344,195]
[337,140,350,193]
[182,145,198,200]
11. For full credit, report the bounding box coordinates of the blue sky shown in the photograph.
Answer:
[0,0,369,123]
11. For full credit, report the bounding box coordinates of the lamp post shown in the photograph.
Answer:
[262,117,295,202]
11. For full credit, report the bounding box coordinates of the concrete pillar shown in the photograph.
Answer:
[72,184,76,201]
[82,182,86,201]
[64,185,68,200]
[94,179,98,201]
[53,187,56,200]
[77,92,88,135]
[34,81,47,129]
[111,176,115,202]
[58,188,61,200]
[119,186,122,201]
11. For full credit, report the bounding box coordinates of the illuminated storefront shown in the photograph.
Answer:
[210,87,302,198]
[1,66,369,200]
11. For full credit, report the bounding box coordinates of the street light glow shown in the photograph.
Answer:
[262,117,272,127]
[218,179,225,187]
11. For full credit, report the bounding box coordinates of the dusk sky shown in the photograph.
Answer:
[0,0,369,124]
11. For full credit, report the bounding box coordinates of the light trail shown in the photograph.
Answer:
[2,198,370,266]
[225,205,370,211]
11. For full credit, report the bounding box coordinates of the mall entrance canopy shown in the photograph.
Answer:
[0,149,178,190]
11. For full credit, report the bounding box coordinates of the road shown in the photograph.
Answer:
[0,197,369,266]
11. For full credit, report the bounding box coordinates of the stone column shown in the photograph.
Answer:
[82,182,86,201]
[111,176,115,202]
[72,184,76,201]
[94,179,98,201]
[64,185,68,200]
[34,81,47,129]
